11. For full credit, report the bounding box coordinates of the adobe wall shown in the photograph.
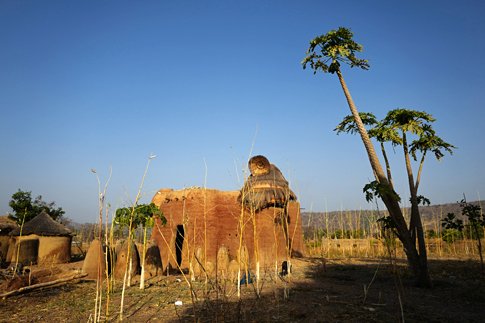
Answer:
[0,236,11,261]
[38,236,72,264]
[151,188,305,272]
[6,234,71,264]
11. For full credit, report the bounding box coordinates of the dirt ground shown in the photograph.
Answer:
[0,257,484,322]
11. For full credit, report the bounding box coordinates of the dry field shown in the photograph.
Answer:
[1,256,484,322]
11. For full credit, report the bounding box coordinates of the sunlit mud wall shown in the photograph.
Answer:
[151,188,305,272]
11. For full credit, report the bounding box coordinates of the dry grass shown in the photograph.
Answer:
[1,257,484,322]
[305,237,485,261]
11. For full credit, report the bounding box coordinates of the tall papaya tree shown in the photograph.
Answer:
[381,109,455,255]
[336,109,455,285]
[302,27,432,287]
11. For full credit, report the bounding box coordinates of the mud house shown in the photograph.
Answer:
[0,215,18,264]
[8,211,73,265]
[151,156,305,273]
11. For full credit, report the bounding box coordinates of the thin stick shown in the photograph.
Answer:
[120,155,155,321]
[1,273,88,299]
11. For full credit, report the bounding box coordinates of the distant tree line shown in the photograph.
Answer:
[8,189,65,225]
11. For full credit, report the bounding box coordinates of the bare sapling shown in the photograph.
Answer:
[140,225,147,289]
[236,176,252,298]
[118,154,155,321]
[91,167,112,323]
[272,207,280,280]
[249,194,261,298]
[203,159,208,290]
[12,209,27,278]
[154,220,198,317]
[104,203,112,317]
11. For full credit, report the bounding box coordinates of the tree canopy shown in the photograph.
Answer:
[8,189,65,225]
[115,203,166,231]
[302,26,369,74]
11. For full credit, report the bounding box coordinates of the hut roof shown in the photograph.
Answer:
[10,211,72,236]
[239,156,297,211]
[0,215,18,235]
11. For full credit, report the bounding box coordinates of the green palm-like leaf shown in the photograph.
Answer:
[410,125,456,161]
[382,109,435,135]
[334,112,377,135]
[302,27,369,75]
[370,122,402,145]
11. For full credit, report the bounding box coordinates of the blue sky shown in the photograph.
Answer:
[1,0,484,223]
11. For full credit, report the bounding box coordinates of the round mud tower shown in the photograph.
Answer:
[144,240,163,278]
[82,239,106,280]
[114,240,140,280]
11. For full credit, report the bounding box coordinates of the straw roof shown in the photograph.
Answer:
[239,156,297,211]
[9,210,72,236]
[0,215,18,235]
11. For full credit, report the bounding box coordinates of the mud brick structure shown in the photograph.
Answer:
[151,188,304,272]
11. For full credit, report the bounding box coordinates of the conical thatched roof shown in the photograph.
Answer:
[0,215,18,235]
[10,211,72,236]
[239,155,297,211]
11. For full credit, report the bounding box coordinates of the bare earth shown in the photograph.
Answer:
[1,257,484,322]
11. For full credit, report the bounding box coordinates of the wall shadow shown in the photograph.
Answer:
[168,257,484,322]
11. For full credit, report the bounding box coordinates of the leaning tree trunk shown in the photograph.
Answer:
[336,69,432,287]
[380,142,394,189]
[403,133,431,286]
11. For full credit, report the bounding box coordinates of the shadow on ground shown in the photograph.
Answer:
[169,257,484,322]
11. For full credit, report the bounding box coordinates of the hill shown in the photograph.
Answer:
[301,200,483,237]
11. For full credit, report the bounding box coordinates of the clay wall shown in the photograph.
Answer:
[151,188,305,272]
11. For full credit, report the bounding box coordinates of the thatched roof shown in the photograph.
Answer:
[239,155,297,211]
[10,211,72,236]
[0,215,18,235]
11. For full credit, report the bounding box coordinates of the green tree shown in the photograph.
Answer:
[381,109,454,259]
[8,189,65,225]
[115,203,166,289]
[442,199,485,273]
[302,27,433,287]
[336,109,455,284]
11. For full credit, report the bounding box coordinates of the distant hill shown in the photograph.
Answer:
[301,200,483,235]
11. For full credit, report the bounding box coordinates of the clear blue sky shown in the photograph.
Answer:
[1,0,484,223]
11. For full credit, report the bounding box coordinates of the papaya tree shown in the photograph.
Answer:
[335,109,455,284]
[303,27,434,286]
[381,109,454,259]
[115,203,165,289]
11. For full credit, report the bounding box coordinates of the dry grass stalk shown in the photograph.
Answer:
[12,210,27,278]
[119,155,153,321]
[91,167,111,323]
[154,220,197,317]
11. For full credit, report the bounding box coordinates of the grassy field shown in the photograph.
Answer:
[1,235,484,322]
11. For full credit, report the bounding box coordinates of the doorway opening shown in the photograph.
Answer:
[175,225,185,267]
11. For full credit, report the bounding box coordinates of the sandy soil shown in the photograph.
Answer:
[0,257,484,322]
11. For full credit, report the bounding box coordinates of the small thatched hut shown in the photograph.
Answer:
[239,155,297,211]
[0,215,18,263]
[8,211,73,265]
